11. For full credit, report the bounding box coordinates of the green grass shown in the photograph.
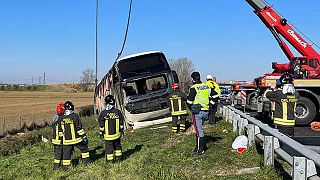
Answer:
[0,116,283,180]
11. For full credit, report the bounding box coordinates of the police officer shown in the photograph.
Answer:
[266,73,299,137]
[187,72,213,155]
[206,75,220,125]
[59,101,90,170]
[52,103,64,170]
[169,83,188,133]
[98,95,125,163]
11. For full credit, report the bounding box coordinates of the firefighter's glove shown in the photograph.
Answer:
[82,136,89,145]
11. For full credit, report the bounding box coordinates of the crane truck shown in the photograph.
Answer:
[232,0,320,125]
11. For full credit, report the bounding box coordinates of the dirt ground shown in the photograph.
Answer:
[0,91,93,133]
[0,91,93,118]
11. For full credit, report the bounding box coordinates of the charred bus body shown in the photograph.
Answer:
[95,51,179,126]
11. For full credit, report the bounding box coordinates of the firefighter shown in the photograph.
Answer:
[59,101,91,170]
[206,75,220,125]
[187,72,213,155]
[52,103,64,170]
[169,82,188,133]
[266,73,299,137]
[98,95,125,163]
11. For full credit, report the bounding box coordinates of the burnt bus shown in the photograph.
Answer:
[94,51,179,126]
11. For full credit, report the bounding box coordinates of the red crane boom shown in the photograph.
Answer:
[246,0,320,78]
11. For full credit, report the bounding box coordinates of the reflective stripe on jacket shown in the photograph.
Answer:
[98,108,125,141]
[52,122,63,145]
[266,90,299,126]
[169,89,188,116]
[60,113,85,145]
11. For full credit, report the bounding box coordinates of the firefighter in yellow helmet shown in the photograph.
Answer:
[266,73,299,137]
[58,101,91,170]
[206,75,220,125]
[98,95,125,163]
[169,82,188,133]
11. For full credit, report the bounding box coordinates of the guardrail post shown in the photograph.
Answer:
[228,110,232,123]
[232,114,238,132]
[238,118,244,135]
[293,157,307,180]
[243,119,248,129]
[264,136,274,166]
[225,108,229,122]
[247,124,255,147]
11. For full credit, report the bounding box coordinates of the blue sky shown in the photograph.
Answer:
[0,0,319,84]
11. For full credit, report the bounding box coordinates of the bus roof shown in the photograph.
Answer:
[117,51,162,62]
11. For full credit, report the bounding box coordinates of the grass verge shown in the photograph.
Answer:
[0,116,283,179]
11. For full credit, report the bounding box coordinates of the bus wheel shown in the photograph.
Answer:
[295,97,316,125]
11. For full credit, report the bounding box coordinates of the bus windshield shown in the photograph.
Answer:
[117,53,170,79]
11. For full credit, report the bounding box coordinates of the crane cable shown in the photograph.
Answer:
[264,0,320,51]
[116,0,133,61]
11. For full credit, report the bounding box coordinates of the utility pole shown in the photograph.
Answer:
[43,72,46,85]
[95,0,99,91]
[32,76,33,85]
[39,76,42,85]
[94,0,99,119]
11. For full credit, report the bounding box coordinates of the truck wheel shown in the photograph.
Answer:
[295,97,316,125]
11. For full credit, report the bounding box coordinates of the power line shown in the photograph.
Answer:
[116,0,133,60]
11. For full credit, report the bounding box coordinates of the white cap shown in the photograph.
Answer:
[206,75,213,80]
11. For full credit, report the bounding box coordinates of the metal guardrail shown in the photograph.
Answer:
[220,106,320,180]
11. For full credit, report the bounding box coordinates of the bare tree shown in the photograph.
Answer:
[80,68,95,92]
[169,57,195,93]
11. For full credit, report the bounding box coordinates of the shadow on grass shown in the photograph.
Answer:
[79,144,143,163]
[205,135,222,144]
[89,145,104,162]
[71,145,104,165]
[205,135,223,151]
[122,144,143,161]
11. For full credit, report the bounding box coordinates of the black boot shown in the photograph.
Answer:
[62,165,69,171]
[113,156,121,163]
[53,163,60,170]
[83,157,91,165]
[195,137,205,155]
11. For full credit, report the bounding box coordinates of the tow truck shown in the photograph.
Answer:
[232,0,320,125]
